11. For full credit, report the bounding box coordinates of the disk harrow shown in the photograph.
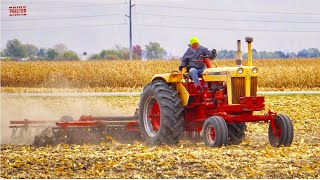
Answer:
[9,110,141,146]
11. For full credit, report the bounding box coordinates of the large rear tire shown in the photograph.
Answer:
[139,81,184,145]
[203,116,228,147]
[227,122,246,145]
[268,114,294,147]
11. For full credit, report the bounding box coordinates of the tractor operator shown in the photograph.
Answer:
[179,37,217,90]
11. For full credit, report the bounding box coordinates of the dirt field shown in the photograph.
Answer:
[1,95,319,178]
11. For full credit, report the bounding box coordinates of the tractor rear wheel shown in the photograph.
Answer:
[139,81,184,145]
[227,122,247,145]
[268,114,294,147]
[203,116,228,147]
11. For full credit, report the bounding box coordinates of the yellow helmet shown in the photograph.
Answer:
[190,37,199,45]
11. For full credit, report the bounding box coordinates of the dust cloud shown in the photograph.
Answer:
[0,95,138,145]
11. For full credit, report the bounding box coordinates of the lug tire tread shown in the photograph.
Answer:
[139,81,184,145]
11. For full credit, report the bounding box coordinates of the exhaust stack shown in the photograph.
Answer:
[245,36,253,66]
[236,40,242,66]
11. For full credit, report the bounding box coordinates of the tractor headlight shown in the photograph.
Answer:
[237,68,244,74]
[252,67,258,74]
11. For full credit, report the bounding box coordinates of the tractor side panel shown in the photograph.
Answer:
[176,83,189,107]
[183,106,206,132]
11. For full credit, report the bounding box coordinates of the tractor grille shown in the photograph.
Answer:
[231,77,245,104]
[251,77,257,96]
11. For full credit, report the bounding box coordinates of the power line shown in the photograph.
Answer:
[1,3,126,10]
[137,4,320,16]
[1,23,126,31]
[45,2,126,8]
[136,13,320,24]
[7,11,318,24]
[1,14,123,21]
[136,24,320,33]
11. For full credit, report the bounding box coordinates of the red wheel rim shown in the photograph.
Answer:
[210,127,216,140]
[143,97,161,137]
[206,125,216,144]
[272,120,282,140]
[275,126,281,139]
[149,101,160,131]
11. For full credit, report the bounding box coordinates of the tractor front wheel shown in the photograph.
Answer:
[268,114,294,147]
[139,81,184,145]
[203,116,228,147]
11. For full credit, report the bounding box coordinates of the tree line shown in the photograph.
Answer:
[0,39,168,61]
[1,39,319,61]
[217,48,320,59]
[1,39,80,61]
[88,42,168,60]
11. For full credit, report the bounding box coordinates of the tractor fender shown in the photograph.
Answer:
[151,73,183,83]
[151,73,189,107]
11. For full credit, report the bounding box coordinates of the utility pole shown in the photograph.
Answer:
[126,0,135,60]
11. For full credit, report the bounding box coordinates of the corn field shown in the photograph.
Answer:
[1,59,319,92]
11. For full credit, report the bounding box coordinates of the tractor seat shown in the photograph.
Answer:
[183,73,203,80]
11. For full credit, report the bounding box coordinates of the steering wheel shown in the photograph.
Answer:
[196,49,217,62]
[196,54,209,61]
[195,53,210,62]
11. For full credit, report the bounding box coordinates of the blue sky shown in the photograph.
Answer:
[1,0,320,57]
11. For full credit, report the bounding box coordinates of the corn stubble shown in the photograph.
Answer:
[1,59,319,178]
[1,59,319,92]
[1,95,319,178]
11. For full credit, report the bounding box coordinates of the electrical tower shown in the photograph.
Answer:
[126,0,135,60]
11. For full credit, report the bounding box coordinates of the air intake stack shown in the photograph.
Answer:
[245,36,253,66]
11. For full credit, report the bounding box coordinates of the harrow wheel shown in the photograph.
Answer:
[139,80,184,145]
[268,114,294,147]
[227,122,247,145]
[203,116,228,147]
[60,115,75,122]
[33,128,66,146]
[33,127,107,146]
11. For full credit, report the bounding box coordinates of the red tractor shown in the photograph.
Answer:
[138,37,293,147]
[9,37,293,147]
